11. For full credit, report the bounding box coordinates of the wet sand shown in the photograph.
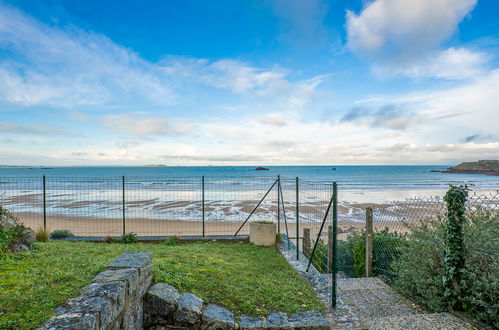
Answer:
[15,211,369,239]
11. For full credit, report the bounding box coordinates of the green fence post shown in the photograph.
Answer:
[277,175,280,234]
[332,182,338,308]
[202,176,205,238]
[122,176,126,235]
[43,175,47,231]
[295,177,300,260]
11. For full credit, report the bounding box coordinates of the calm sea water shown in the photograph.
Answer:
[1,165,497,222]
[0,165,498,191]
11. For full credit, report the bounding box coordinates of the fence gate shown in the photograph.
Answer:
[302,182,338,308]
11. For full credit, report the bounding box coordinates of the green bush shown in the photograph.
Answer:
[35,228,49,242]
[0,230,16,253]
[254,220,274,225]
[335,229,403,278]
[162,236,180,246]
[393,213,498,327]
[460,213,498,327]
[116,233,138,244]
[50,230,74,239]
[392,218,447,312]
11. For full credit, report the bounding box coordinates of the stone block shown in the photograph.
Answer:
[108,252,152,282]
[288,310,329,329]
[82,281,127,317]
[267,312,290,328]
[145,283,180,317]
[174,292,204,326]
[54,295,113,329]
[93,268,139,296]
[201,304,237,330]
[239,315,266,329]
[38,312,98,330]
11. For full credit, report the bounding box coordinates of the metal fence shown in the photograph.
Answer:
[369,190,499,283]
[0,176,336,243]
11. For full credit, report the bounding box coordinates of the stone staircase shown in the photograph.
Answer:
[327,277,473,329]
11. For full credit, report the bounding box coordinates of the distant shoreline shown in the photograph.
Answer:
[431,160,499,177]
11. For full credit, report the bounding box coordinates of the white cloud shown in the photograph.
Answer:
[352,69,499,143]
[160,57,287,93]
[101,114,192,137]
[252,113,288,127]
[345,0,482,79]
[374,47,489,79]
[0,3,174,108]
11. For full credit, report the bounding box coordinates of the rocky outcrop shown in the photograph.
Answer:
[431,160,499,176]
[0,206,35,252]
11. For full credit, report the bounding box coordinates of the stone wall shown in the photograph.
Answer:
[143,283,329,329]
[39,252,152,330]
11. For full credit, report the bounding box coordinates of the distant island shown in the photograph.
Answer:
[431,160,499,176]
[144,164,167,167]
[255,166,270,171]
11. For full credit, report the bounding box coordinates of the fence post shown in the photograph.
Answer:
[202,176,205,238]
[332,182,338,308]
[328,225,333,273]
[42,175,47,231]
[303,228,311,258]
[122,176,126,235]
[296,177,299,260]
[365,207,373,277]
[443,186,468,311]
[277,175,280,234]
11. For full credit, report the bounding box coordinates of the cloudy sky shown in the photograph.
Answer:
[1,0,498,165]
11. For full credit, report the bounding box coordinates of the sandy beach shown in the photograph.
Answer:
[16,211,379,241]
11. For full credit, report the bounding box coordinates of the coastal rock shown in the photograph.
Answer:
[0,206,35,252]
[0,206,20,231]
[11,243,30,252]
[174,292,204,326]
[201,304,237,330]
[255,166,270,171]
[431,160,499,176]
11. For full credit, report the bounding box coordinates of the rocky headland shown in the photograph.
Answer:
[431,160,499,176]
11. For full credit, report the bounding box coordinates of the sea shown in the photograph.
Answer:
[1,165,498,222]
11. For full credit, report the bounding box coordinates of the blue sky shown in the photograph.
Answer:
[0,0,498,165]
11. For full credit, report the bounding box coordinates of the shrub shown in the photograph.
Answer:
[335,229,403,278]
[0,230,16,253]
[116,233,138,244]
[35,228,49,242]
[162,236,180,246]
[50,229,74,239]
[254,220,274,225]
[392,218,447,312]
[393,213,498,327]
[460,213,498,327]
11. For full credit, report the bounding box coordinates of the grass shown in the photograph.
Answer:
[0,241,323,329]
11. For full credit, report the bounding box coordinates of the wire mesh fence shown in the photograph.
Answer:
[369,190,498,283]
[0,176,337,241]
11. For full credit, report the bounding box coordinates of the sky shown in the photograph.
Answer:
[0,0,498,166]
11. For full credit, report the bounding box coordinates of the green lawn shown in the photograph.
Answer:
[0,241,323,329]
